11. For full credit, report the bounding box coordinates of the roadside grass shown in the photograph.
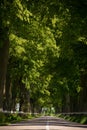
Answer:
[0,112,41,126]
[57,114,87,124]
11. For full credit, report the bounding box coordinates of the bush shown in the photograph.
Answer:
[0,112,6,123]
[0,113,22,125]
[0,112,42,125]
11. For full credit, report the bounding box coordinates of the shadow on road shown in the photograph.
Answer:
[11,116,87,128]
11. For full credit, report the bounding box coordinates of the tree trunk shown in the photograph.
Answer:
[3,74,12,111]
[30,98,35,114]
[0,38,9,111]
[79,71,87,112]
[65,92,70,112]
[70,95,79,112]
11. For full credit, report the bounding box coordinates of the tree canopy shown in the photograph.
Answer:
[0,0,87,113]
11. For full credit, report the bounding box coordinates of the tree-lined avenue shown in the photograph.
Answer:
[0,0,87,121]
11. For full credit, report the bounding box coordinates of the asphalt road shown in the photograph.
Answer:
[0,116,87,130]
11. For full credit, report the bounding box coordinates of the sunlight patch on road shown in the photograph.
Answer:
[46,125,49,130]
[46,120,49,130]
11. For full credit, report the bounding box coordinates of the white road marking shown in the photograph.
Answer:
[46,122,49,130]
[46,117,50,130]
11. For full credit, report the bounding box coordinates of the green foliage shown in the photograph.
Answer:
[7,113,21,122]
[0,112,41,125]
[57,114,87,124]
[0,112,6,123]
[80,117,87,124]
[0,0,87,114]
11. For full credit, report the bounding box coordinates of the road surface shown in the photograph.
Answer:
[0,116,87,130]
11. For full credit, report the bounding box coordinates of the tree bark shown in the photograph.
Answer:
[79,71,87,112]
[0,38,9,111]
[3,74,12,111]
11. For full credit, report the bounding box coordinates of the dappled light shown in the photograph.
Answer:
[0,0,87,127]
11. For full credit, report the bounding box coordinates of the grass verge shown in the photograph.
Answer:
[57,114,87,124]
[0,112,41,126]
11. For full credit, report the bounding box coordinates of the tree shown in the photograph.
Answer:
[0,0,11,111]
[1,0,87,113]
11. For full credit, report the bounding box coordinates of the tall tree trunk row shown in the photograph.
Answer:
[0,38,9,111]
